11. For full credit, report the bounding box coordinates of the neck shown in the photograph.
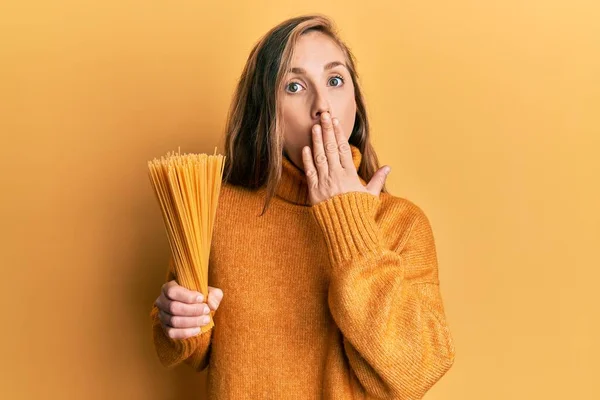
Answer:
[275,144,365,206]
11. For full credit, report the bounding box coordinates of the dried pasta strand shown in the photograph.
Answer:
[147,146,225,334]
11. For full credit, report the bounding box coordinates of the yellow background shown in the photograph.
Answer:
[1,1,598,399]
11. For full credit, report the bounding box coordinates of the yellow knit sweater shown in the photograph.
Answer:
[150,144,456,399]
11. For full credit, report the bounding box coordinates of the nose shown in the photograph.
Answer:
[312,87,331,120]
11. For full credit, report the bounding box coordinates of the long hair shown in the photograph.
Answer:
[221,14,389,216]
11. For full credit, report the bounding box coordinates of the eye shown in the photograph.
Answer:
[286,82,304,93]
[285,74,346,94]
[329,75,345,87]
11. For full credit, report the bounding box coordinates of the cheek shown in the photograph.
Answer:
[340,101,357,140]
[331,86,356,139]
[282,105,312,149]
[282,105,305,133]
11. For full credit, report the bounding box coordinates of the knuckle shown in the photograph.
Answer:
[316,153,328,164]
[325,142,338,152]
[165,286,177,300]
[338,143,351,153]
[168,301,180,315]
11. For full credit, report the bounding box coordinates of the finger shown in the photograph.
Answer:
[366,166,391,195]
[162,280,204,304]
[164,325,202,340]
[161,298,207,317]
[207,286,224,311]
[311,123,329,179]
[320,112,342,170]
[159,309,210,329]
[301,146,319,188]
[332,117,354,170]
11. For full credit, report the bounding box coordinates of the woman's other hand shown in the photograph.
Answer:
[154,281,224,339]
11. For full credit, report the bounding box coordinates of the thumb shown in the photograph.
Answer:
[366,166,391,196]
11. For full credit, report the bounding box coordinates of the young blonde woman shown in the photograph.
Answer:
[151,14,456,399]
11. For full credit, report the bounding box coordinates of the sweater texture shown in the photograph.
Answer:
[150,144,456,399]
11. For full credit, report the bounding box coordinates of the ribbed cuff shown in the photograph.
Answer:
[309,191,383,266]
[150,305,205,368]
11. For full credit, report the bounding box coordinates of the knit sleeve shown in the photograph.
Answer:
[309,191,456,399]
[149,256,214,371]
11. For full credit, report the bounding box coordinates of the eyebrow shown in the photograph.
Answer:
[288,61,347,74]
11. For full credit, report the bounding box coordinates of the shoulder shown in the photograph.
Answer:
[219,182,263,204]
[213,182,267,219]
[376,192,435,252]
[377,191,431,228]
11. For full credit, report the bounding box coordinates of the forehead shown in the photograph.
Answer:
[290,31,345,66]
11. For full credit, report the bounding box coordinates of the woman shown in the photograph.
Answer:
[151,14,455,399]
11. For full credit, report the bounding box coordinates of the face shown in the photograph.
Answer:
[280,30,356,171]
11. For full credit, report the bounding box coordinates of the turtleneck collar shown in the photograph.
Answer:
[275,144,366,206]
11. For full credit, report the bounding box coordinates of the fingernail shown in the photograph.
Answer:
[332,118,339,125]
[204,305,210,314]
[384,167,391,175]
[193,328,201,334]
[196,295,203,302]
[202,316,210,324]
[322,113,330,121]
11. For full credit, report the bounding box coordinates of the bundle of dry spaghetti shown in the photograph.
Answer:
[147,146,225,334]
